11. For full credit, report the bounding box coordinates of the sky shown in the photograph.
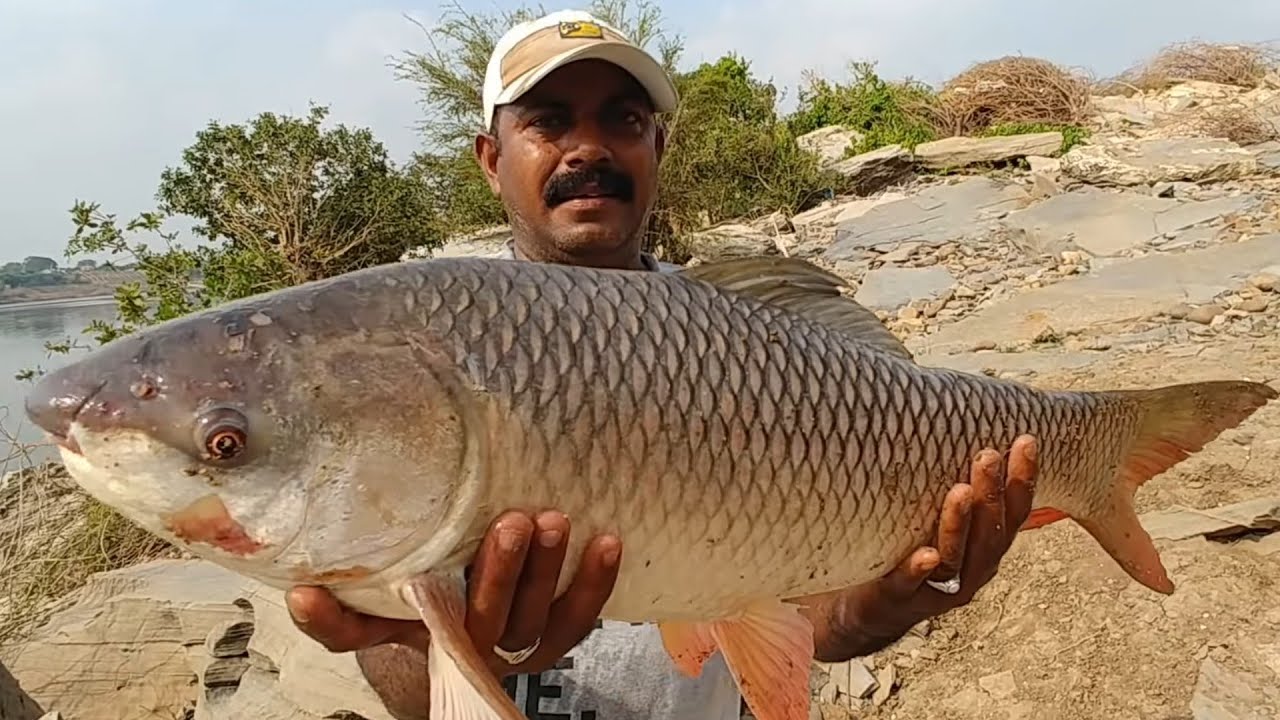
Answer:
[1,0,1279,262]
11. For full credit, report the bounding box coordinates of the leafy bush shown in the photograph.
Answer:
[787,61,939,154]
[654,54,835,254]
[979,122,1091,155]
[59,105,440,346]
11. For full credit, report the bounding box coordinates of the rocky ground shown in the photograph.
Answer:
[4,78,1280,720]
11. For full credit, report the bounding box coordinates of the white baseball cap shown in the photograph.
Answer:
[482,9,679,130]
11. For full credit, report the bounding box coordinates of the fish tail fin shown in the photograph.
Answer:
[1027,380,1276,595]
[659,600,814,720]
[401,572,525,720]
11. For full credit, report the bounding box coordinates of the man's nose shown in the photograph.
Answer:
[24,362,104,440]
[562,122,613,167]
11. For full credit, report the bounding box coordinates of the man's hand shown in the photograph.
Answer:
[285,510,622,678]
[799,434,1039,662]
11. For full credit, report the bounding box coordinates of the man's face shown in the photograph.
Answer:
[476,59,665,267]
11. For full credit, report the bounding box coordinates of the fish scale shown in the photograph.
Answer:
[24,255,1277,720]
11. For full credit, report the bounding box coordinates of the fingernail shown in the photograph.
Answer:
[539,529,563,548]
[498,525,524,553]
[289,599,310,625]
[1025,437,1038,461]
[600,538,621,568]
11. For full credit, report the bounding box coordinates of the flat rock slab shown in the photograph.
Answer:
[1251,140,1280,173]
[906,233,1280,356]
[915,348,1106,379]
[914,132,1063,170]
[797,125,864,167]
[1060,137,1258,186]
[825,177,1032,261]
[1190,657,1280,719]
[1003,187,1258,256]
[855,266,957,311]
[828,144,916,196]
[1142,497,1280,542]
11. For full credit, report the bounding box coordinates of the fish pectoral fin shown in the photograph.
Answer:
[1020,506,1068,530]
[684,600,815,720]
[400,572,524,720]
[658,620,719,677]
[677,256,914,362]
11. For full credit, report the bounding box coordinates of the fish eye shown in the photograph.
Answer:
[194,407,250,462]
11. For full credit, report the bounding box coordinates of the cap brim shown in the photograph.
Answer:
[493,41,679,116]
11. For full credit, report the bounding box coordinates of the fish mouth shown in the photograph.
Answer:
[31,379,105,457]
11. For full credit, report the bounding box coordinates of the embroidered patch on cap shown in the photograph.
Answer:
[558,20,604,39]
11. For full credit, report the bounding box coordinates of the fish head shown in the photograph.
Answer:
[24,299,483,595]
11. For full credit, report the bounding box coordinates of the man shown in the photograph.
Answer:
[285,9,1039,719]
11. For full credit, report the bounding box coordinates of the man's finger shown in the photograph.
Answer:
[877,546,942,599]
[961,448,1007,579]
[929,483,974,581]
[497,511,570,653]
[513,533,622,672]
[1004,435,1039,532]
[465,511,535,651]
[287,586,415,652]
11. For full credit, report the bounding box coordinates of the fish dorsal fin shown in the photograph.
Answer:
[679,257,915,362]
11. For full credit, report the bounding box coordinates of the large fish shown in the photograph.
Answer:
[24,256,1276,720]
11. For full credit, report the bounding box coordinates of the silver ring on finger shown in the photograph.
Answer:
[494,637,542,665]
[926,576,962,595]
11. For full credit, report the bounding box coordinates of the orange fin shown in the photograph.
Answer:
[1083,380,1277,595]
[660,601,814,720]
[1020,507,1068,530]
[658,620,719,677]
[400,572,524,720]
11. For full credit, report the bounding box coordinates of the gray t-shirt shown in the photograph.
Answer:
[491,239,743,719]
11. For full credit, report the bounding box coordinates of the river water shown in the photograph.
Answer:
[0,297,118,468]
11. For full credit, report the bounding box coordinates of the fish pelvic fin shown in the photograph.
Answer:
[1053,380,1276,595]
[659,600,815,720]
[677,257,914,362]
[400,572,525,720]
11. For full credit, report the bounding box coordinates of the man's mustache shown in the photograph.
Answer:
[544,165,635,206]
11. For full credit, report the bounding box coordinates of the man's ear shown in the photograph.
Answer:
[474,131,502,195]
[654,122,667,163]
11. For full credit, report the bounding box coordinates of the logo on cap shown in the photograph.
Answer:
[558,20,604,39]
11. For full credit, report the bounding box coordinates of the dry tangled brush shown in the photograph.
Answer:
[1192,106,1280,146]
[1100,41,1280,95]
[922,56,1094,136]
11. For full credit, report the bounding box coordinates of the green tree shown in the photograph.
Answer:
[61,105,438,346]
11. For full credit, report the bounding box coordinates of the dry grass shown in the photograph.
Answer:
[1100,41,1280,95]
[923,56,1094,137]
[1192,105,1280,146]
[0,413,174,648]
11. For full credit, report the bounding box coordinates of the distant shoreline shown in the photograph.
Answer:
[0,284,120,307]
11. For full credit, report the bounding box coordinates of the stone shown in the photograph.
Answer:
[1002,187,1177,256]
[797,125,865,167]
[914,132,1063,170]
[1141,497,1280,542]
[789,192,908,251]
[0,560,396,720]
[1249,140,1280,174]
[855,266,958,311]
[1240,296,1271,312]
[1030,172,1060,199]
[1,660,44,720]
[831,661,878,700]
[1249,272,1279,292]
[871,665,895,707]
[907,233,1280,355]
[826,177,1032,261]
[683,223,780,261]
[1190,657,1280,719]
[1060,137,1258,186]
[1154,195,1259,235]
[828,144,917,196]
[1187,305,1225,324]
[1026,155,1061,174]
[978,670,1018,700]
